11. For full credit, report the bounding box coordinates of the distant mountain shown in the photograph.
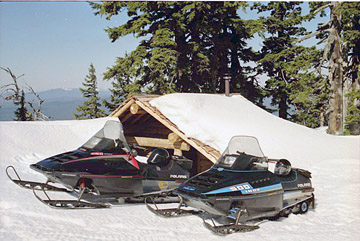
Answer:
[36,88,112,102]
[0,88,111,121]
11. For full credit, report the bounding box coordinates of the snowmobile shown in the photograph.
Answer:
[146,136,315,235]
[6,120,193,209]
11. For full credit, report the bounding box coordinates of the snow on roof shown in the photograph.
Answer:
[150,93,360,166]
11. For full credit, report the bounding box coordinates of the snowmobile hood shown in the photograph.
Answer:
[177,167,282,198]
[30,149,89,172]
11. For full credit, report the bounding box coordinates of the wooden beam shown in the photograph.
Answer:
[130,103,146,115]
[110,99,135,117]
[126,136,190,151]
[174,149,183,156]
[168,133,180,143]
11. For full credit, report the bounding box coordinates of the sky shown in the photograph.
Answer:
[0,1,138,91]
[0,1,326,92]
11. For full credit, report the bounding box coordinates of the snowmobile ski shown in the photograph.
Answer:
[203,219,259,235]
[6,165,69,192]
[145,196,200,217]
[33,188,110,209]
[201,202,261,235]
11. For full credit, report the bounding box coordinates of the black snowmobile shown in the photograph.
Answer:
[147,136,315,234]
[6,120,193,209]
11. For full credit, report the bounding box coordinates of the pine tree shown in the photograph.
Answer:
[288,47,329,128]
[14,90,31,121]
[91,1,263,110]
[340,2,360,134]
[102,53,144,111]
[252,2,316,120]
[74,63,106,119]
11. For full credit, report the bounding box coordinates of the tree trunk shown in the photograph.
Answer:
[279,94,288,120]
[320,112,325,127]
[328,2,344,135]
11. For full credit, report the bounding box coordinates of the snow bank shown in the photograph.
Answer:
[0,117,118,161]
[151,93,360,167]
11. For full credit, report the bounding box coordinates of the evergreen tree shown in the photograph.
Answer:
[287,47,329,127]
[14,90,31,121]
[91,1,263,111]
[74,63,106,119]
[252,2,317,120]
[102,53,144,111]
[340,2,360,134]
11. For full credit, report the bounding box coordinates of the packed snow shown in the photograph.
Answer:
[1,94,359,241]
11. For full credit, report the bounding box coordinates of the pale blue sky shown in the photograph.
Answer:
[0,2,138,91]
[0,2,325,92]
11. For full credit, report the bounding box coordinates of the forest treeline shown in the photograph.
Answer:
[83,1,359,135]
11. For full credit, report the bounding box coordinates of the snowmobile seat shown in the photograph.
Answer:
[172,156,193,170]
[147,148,170,167]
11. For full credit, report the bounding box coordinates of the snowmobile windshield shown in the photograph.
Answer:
[215,136,267,170]
[81,120,130,153]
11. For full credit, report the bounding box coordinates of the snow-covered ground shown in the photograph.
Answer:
[1,94,359,241]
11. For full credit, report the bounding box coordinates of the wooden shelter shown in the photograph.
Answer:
[109,95,220,174]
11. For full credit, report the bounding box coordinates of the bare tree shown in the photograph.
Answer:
[0,67,50,121]
[0,67,23,105]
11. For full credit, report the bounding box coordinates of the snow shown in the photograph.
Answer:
[1,93,360,241]
[151,94,359,165]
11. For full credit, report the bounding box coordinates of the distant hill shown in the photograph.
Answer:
[0,88,111,121]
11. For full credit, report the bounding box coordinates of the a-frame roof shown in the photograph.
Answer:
[110,95,220,163]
